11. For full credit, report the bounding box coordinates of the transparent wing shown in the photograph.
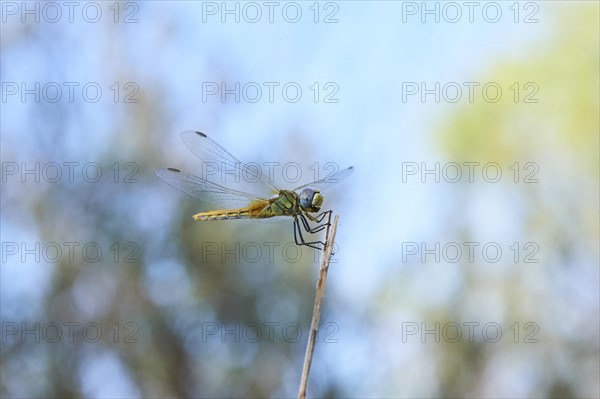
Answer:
[181,131,280,196]
[294,166,354,192]
[155,168,268,209]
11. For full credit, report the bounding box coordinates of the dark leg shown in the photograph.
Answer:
[294,212,334,250]
[314,210,332,224]
[299,212,331,234]
[293,216,327,250]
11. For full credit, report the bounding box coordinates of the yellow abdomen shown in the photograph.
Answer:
[193,200,271,221]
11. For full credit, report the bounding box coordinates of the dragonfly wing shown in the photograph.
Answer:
[155,168,268,209]
[294,166,354,193]
[181,131,280,196]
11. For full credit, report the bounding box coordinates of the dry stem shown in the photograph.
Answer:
[297,214,339,399]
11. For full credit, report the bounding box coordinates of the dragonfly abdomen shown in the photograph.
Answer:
[193,201,274,221]
[194,210,253,221]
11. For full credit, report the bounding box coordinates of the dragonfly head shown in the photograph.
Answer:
[299,188,324,213]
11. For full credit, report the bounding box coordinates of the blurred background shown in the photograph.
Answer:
[1,1,598,398]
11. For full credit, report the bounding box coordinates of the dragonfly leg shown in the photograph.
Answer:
[299,212,330,234]
[304,211,336,255]
[293,216,302,246]
[315,210,332,224]
[298,213,330,249]
[293,216,326,250]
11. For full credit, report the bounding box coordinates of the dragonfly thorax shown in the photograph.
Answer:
[299,188,323,213]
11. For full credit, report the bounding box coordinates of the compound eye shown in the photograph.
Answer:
[300,188,315,209]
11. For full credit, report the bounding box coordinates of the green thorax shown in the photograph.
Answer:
[260,190,300,218]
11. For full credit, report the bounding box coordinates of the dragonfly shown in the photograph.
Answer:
[155,131,353,250]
